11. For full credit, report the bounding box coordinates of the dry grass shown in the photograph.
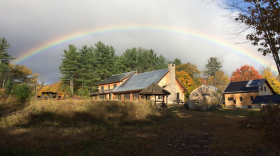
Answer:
[0,99,161,128]
[0,100,279,155]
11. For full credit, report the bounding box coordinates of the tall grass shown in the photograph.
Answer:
[0,99,162,128]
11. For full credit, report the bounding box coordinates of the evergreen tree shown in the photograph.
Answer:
[204,57,222,77]
[59,44,80,93]
[172,58,182,66]
[94,41,117,81]
[77,45,99,92]
[0,38,16,88]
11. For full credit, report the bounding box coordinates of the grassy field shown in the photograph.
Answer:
[0,99,279,156]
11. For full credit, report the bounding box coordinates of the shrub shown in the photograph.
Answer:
[82,88,89,98]
[11,83,31,102]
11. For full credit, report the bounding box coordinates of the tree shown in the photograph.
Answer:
[94,41,118,81]
[176,63,202,88]
[213,0,280,75]
[172,58,182,66]
[230,65,262,81]
[77,45,99,92]
[10,64,39,85]
[262,66,280,93]
[59,44,80,93]
[204,57,222,77]
[11,83,31,102]
[207,70,230,91]
[0,38,16,88]
[176,70,195,98]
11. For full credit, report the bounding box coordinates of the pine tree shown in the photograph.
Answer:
[59,44,80,93]
[0,38,16,88]
[77,45,99,92]
[94,41,117,81]
[204,57,222,77]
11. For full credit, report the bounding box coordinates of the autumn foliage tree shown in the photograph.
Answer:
[176,70,195,98]
[261,67,280,93]
[230,65,262,82]
[37,82,64,96]
[176,63,202,88]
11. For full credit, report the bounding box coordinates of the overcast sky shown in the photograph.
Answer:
[1,0,276,84]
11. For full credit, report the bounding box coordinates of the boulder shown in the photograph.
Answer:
[186,100,196,110]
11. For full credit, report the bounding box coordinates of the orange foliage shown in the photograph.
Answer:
[176,71,195,96]
[37,82,64,96]
[230,65,262,82]
[201,78,207,85]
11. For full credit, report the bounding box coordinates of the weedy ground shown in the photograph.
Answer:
[0,99,279,156]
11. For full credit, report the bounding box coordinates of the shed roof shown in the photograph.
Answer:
[98,71,136,85]
[140,83,171,95]
[252,95,280,104]
[112,68,169,93]
[223,79,274,93]
[205,85,217,91]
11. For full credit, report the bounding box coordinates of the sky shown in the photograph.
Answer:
[0,0,277,84]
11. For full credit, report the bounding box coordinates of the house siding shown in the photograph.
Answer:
[224,92,259,107]
[259,82,273,95]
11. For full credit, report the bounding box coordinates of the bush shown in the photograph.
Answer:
[11,83,31,102]
[82,88,90,98]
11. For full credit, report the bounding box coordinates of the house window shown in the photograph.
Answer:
[261,87,263,91]
[124,93,130,100]
[251,96,254,101]
[196,94,198,97]
[240,97,243,101]
[114,84,117,88]
[133,93,139,100]
[108,85,110,90]
[158,95,162,99]
[203,94,210,97]
[264,87,266,92]
[116,94,121,100]
[101,86,104,91]
[228,97,233,101]
[99,94,105,100]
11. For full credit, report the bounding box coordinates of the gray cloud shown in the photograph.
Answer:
[1,0,275,84]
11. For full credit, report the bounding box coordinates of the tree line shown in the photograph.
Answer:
[59,41,181,94]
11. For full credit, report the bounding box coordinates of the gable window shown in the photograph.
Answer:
[240,97,243,101]
[251,96,254,101]
[261,87,263,91]
[264,87,266,92]
[228,97,233,101]
[101,86,104,91]
[114,84,117,88]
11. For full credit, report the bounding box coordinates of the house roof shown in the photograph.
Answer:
[112,68,169,93]
[223,79,275,94]
[140,83,171,95]
[252,95,280,104]
[98,71,136,85]
[205,85,217,91]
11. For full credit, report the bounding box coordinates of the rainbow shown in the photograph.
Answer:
[11,24,277,73]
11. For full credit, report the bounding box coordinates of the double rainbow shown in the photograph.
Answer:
[11,24,277,73]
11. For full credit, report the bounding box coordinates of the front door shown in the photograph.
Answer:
[234,100,236,104]
[177,93,179,100]
[109,93,111,100]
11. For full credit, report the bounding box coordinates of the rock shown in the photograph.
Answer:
[186,100,196,110]
[183,102,189,109]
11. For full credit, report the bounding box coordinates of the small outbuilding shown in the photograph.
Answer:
[189,85,219,104]
[37,92,59,100]
[139,83,171,105]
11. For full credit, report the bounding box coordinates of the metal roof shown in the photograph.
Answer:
[112,68,169,93]
[98,71,136,85]
[252,95,280,104]
[205,85,217,91]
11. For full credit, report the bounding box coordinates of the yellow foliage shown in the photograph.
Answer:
[262,68,280,93]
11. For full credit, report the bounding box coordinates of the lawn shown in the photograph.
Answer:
[0,100,279,156]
